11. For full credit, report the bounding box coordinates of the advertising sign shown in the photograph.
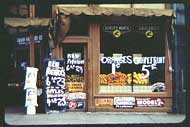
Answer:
[67,92,86,100]
[114,97,135,108]
[25,88,38,107]
[95,98,113,107]
[67,100,85,110]
[24,67,38,89]
[136,98,165,107]
[44,58,67,113]
[67,82,84,92]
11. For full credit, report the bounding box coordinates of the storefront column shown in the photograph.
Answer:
[89,23,100,111]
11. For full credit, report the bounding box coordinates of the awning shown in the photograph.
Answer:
[57,6,174,17]
[4,18,51,27]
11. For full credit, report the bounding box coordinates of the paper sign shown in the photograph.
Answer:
[95,98,113,107]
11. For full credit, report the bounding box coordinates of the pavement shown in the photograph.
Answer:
[4,106,186,126]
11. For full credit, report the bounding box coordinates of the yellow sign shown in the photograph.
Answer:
[113,29,121,38]
[145,30,154,38]
[67,82,84,92]
[95,98,113,107]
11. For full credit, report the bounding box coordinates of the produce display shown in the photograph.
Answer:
[99,72,149,86]
[133,72,149,85]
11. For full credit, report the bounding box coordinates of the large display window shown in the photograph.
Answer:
[99,22,166,93]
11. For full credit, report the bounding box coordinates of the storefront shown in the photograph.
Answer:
[54,6,174,112]
[5,6,174,113]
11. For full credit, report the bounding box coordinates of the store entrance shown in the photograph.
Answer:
[62,43,87,111]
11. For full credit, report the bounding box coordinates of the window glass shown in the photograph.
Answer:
[100,20,166,93]
[67,16,89,36]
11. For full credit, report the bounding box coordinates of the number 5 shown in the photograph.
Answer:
[142,65,150,79]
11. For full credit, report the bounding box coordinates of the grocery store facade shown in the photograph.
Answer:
[5,4,184,113]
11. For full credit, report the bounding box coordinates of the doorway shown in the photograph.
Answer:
[62,43,88,111]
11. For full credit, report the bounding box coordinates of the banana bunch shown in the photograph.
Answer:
[126,73,132,85]
[99,74,108,85]
[133,72,149,85]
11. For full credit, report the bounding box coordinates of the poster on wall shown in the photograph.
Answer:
[44,58,67,113]
[136,98,165,107]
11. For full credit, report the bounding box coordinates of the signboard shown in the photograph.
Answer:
[114,97,135,108]
[67,92,86,100]
[44,58,67,113]
[95,98,113,107]
[16,32,43,46]
[67,82,84,92]
[67,100,85,110]
[136,98,165,107]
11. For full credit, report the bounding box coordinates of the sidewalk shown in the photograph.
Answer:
[4,106,186,126]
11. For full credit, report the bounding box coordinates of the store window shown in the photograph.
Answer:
[99,21,166,93]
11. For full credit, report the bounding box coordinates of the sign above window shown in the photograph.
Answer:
[16,33,43,46]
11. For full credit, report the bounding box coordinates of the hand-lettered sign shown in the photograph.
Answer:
[44,58,67,113]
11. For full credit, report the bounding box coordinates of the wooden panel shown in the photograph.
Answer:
[29,33,35,66]
[63,36,90,43]
[89,24,100,111]
[29,5,35,18]
[165,19,173,98]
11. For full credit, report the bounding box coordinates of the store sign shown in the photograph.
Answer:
[16,33,43,45]
[67,82,84,92]
[67,100,85,110]
[136,98,165,107]
[114,97,135,108]
[67,92,86,100]
[95,98,113,107]
[44,58,67,113]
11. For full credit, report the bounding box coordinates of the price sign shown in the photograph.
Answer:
[44,58,67,113]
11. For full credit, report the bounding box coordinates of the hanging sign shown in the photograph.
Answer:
[136,98,165,107]
[114,97,135,108]
[44,58,67,113]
